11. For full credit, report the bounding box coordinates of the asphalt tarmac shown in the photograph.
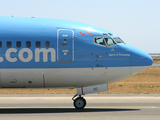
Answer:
[152,64,160,67]
[0,94,159,120]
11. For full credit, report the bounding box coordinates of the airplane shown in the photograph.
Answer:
[0,16,153,109]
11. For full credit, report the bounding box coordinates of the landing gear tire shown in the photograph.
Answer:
[74,97,86,109]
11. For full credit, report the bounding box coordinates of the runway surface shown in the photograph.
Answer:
[152,64,160,67]
[0,94,159,120]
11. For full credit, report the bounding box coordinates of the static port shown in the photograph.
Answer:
[28,81,32,84]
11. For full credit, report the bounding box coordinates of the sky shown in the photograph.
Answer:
[0,0,159,53]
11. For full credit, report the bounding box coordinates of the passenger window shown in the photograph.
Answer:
[45,41,50,48]
[26,41,31,48]
[16,41,21,48]
[95,38,106,46]
[0,41,2,48]
[7,41,12,48]
[104,38,116,46]
[36,41,41,48]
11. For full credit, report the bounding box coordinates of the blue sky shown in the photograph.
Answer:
[0,0,159,53]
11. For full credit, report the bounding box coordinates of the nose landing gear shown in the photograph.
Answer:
[72,94,86,109]
[72,84,108,109]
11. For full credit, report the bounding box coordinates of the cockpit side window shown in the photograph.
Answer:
[94,38,106,46]
[94,37,117,47]
[104,38,116,46]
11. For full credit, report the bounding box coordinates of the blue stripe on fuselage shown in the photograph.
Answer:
[0,17,152,68]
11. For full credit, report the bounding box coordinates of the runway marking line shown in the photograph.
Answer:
[0,106,160,109]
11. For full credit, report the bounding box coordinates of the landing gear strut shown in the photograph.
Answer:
[72,94,86,109]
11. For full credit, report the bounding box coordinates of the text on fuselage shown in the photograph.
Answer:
[0,48,56,62]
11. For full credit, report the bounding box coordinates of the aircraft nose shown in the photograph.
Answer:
[130,46,153,66]
[130,45,153,75]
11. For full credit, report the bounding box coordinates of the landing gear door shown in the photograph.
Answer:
[57,29,74,63]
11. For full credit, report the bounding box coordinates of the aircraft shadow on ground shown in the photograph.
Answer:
[0,108,140,114]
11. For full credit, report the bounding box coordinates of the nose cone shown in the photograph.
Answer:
[130,45,153,75]
[130,45,153,66]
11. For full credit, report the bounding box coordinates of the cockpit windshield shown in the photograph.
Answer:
[104,38,116,46]
[94,37,124,47]
[113,37,124,44]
